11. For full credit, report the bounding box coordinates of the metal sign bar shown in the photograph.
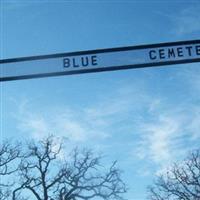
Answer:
[1,40,200,81]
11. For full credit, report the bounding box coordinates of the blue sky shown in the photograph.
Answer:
[1,1,200,199]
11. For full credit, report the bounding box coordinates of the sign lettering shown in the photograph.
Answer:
[0,40,200,81]
[149,45,200,60]
[63,55,98,68]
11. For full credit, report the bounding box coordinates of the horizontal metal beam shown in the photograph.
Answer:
[1,40,200,82]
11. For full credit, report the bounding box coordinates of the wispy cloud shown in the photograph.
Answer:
[10,65,200,175]
[13,86,141,144]
[12,81,150,154]
[136,115,178,163]
[132,65,200,176]
[135,101,200,173]
[155,5,200,36]
[174,6,200,35]
[15,102,109,144]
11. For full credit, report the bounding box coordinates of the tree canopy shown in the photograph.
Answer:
[148,149,200,200]
[0,136,127,200]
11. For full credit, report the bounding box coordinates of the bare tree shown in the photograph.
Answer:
[12,136,127,200]
[0,141,21,200]
[148,149,200,200]
[57,149,126,200]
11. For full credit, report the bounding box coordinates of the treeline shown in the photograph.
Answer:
[0,136,126,200]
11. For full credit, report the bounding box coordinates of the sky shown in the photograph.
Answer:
[1,0,200,199]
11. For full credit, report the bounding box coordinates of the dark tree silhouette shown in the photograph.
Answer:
[0,141,21,200]
[1,136,127,200]
[148,149,200,200]
[57,149,126,200]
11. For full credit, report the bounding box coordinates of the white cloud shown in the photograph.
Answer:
[174,6,200,35]
[180,65,200,93]
[20,116,49,139]
[14,95,129,144]
[136,114,179,164]
[12,82,150,152]
[187,106,200,140]
[85,84,150,121]
[135,100,200,174]
[148,99,161,113]
[134,66,200,171]
[11,66,200,175]
[86,98,129,118]
[155,5,200,36]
